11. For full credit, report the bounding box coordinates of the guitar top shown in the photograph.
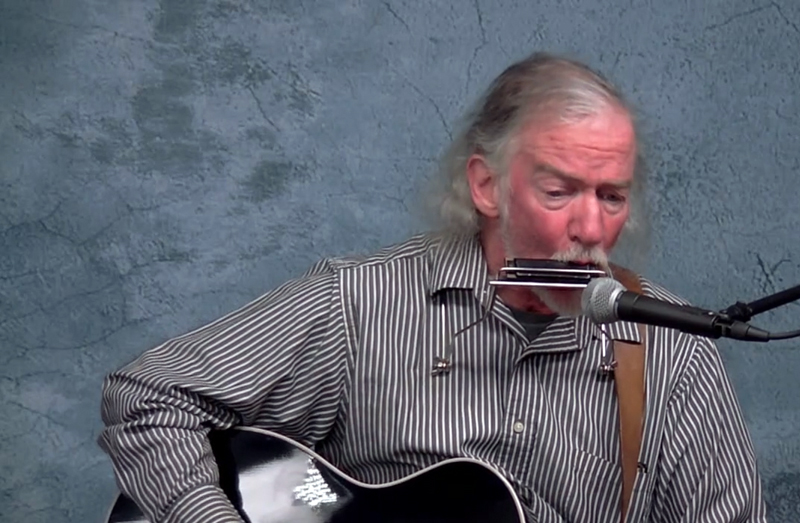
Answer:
[105,427,527,523]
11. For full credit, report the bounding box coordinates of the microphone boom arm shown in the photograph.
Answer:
[720,283,800,322]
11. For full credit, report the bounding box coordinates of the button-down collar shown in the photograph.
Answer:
[426,232,644,354]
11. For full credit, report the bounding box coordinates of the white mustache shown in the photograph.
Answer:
[550,246,610,271]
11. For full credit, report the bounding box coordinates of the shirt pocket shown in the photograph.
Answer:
[570,449,621,522]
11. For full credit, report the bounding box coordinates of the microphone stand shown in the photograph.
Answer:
[720,283,800,322]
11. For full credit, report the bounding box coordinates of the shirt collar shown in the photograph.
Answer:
[426,232,644,348]
[515,316,644,358]
[427,233,492,306]
[599,319,644,343]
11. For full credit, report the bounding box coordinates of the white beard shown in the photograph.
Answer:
[500,215,610,318]
[530,287,584,318]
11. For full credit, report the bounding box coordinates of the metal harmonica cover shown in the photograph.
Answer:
[490,258,607,289]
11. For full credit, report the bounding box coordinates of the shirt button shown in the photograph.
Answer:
[512,421,525,433]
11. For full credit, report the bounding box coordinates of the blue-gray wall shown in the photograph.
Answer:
[2,1,799,521]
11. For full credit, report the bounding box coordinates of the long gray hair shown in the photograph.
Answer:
[426,52,650,267]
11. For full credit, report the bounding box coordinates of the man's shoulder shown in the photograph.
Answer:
[302,232,444,278]
[638,276,693,307]
[635,275,727,371]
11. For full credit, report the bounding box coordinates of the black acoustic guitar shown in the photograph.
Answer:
[105,427,526,523]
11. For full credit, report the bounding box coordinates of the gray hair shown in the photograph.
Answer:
[426,52,649,265]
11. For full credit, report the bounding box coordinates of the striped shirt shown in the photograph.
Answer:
[98,232,766,522]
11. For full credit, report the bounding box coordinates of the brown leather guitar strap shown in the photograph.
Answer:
[608,264,647,522]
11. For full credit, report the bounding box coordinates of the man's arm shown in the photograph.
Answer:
[98,268,350,523]
[653,336,766,522]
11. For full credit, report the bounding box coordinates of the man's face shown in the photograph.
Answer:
[499,108,637,313]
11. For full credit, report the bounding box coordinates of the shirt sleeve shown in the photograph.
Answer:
[98,263,351,523]
[653,336,767,522]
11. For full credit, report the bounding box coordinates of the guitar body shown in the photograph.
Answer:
[105,427,526,523]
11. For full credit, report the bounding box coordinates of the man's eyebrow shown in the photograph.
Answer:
[534,162,633,189]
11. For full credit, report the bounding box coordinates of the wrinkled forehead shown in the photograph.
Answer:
[516,107,637,161]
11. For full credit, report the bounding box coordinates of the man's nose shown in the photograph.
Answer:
[568,194,604,247]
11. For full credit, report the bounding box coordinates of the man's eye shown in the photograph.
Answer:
[601,192,626,204]
[545,190,567,198]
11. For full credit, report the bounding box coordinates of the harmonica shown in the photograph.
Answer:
[490,258,607,289]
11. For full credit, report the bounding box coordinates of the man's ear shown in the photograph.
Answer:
[466,154,501,219]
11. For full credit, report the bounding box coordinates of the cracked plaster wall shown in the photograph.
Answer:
[1,0,799,521]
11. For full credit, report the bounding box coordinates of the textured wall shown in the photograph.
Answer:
[2,0,799,521]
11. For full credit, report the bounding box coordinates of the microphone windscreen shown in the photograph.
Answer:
[582,277,625,323]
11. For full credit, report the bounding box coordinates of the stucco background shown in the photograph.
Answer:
[1,0,799,521]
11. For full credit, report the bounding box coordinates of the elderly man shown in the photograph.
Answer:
[99,52,765,522]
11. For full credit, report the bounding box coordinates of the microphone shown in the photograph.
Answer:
[581,278,771,342]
